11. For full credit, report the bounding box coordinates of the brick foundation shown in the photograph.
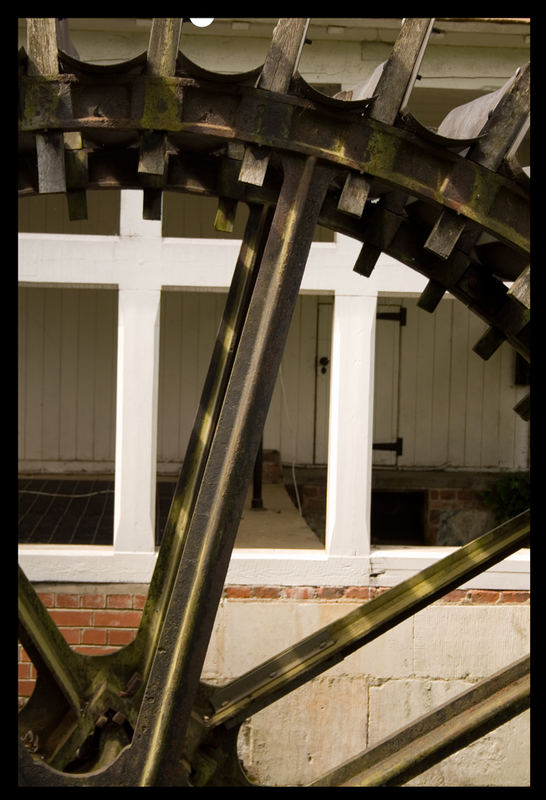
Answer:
[18,583,529,707]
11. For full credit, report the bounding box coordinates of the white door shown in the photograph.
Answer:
[372,303,404,466]
[314,299,333,464]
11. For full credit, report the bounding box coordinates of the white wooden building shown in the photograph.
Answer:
[18,17,530,588]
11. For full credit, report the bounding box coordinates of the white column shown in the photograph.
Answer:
[113,287,161,552]
[325,292,377,557]
[113,191,162,553]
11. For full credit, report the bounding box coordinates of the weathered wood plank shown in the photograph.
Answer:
[352,193,407,275]
[508,265,530,309]
[139,19,183,216]
[514,392,530,422]
[473,326,506,361]
[426,65,530,260]
[257,18,310,94]
[64,133,88,221]
[239,19,309,186]
[26,18,58,76]
[214,197,238,233]
[146,18,183,77]
[35,132,66,194]
[339,19,434,217]
[371,18,435,125]
[26,19,68,195]
[417,279,447,313]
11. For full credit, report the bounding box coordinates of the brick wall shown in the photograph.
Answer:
[18,583,529,707]
[427,488,496,545]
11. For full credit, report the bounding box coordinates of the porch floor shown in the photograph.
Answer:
[18,477,324,550]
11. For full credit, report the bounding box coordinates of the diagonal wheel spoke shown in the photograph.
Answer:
[204,511,529,730]
[309,654,530,787]
[125,155,336,786]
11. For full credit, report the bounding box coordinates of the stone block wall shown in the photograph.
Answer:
[19,582,530,787]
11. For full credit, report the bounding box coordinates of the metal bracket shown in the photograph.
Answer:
[376,308,407,326]
[373,437,403,456]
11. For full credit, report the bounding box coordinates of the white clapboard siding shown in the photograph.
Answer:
[157,291,321,467]
[18,286,118,467]
[18,287,529,474]
[157,290,227,464]
[396,297,529,470]
[264,294,319,465]
[18,191,120,235]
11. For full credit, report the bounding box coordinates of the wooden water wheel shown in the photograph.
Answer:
[18,18,530,786]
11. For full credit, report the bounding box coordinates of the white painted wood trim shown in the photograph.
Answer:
[17,547,530,590]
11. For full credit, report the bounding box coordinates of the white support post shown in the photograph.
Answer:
[113,287,161,553]
[325,292,377,557]
[113,191,162,553]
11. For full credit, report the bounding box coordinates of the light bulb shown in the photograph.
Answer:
[190,18,214,27]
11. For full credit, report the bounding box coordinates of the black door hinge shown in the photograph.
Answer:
[376,308,406,326]
[372,437,403,456]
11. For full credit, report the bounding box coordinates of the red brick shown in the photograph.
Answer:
[500,591,530,603]
[19,647,31,663]
[440,490,456,500]
[439,590,466,603]
[429,490,439,500]
[107,594,133,609]
[285,586,316,600]
[225,586,252,599]
[344,586,372,600]
[49,609,94,627]
[252,586,282,599]
[93,610,142,628]
[108,629,135,646]
[82,593,106,609]
[18,680,36,697]
[469,590,500,604]
[59,627,81,645]
[81,628,107,645]
[37,592,54,608]
[55,593,80,608]
[133,594,147,609]
[317,587,344,599]
[18,662,31,680]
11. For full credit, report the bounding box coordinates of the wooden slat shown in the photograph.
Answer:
[514,392,530,422]
[239,19,310,187]
[508,265,530,309]
[146,18,183,77]
[339,18,435,217]
[214,197,238,233]
[35,132,66,194]
[26,18,58,76]
[139,19,183,218]
[473,326,507,361]
[353,193,407,277]
[26,19,67,197]
[63,132,88,221]
[417,279,447,313]
[425,65,530,260]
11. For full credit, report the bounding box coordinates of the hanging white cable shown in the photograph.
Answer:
[278,365,302,516]
[19,489,114,498]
